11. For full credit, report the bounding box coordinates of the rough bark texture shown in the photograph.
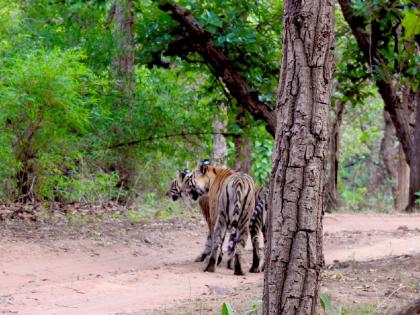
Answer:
[233,108,252,173]
[109,0,136,198]
[325,101,345,212]
[380,110,398,208]
[397,144,410,212]
[158,2,276,136]
[212,104,228,167]
[407,91,420,212]
[263,0,335,314]
[111,0,135,102]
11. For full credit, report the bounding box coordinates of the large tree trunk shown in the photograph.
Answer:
[325,101,345,212]
[407,91,420,212]
[397,144,410,212]
[212,104,228,167]
[233,108,252,173]
[263,0,335,314]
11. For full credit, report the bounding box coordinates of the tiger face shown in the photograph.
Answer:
[165,169,192,201]
[187,160,213,201]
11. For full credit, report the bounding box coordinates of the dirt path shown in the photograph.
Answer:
[1,213,420,315]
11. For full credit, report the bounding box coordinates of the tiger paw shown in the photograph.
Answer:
[204,263,216,272]
[217,253,223,265]
[227,258,233,270]
[194,254,207,262]
[249,266,261,273]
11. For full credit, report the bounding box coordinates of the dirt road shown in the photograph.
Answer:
[1,213,420,314]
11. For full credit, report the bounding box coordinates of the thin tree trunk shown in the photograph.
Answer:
[263,0,335,314]
[212,104,228,167]
[109,0,136,199]
[233,108,252,173]
[397,144,410,212]
[325,101,345,212]
[380,110,398,208]
[407,91,420,212]
[111,0,135,102]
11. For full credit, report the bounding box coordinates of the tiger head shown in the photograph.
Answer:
[186,159,215,201]
[165,169,192,201]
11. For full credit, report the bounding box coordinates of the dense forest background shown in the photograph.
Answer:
[0,0,419,214]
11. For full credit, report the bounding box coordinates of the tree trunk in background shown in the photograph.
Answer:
[325,101,345,212]
[212,104,228,167]
[407,91,420,212]
[263,0,335,313]
[233,108,252,173]
[109,0,136,199]
[380,111,398,208]
[111,0,135,102]
[397,145,410,212]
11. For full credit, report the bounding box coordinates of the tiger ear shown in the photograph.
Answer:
[199,161,209,175]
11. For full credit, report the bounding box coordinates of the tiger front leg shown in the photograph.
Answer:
[204,218,226,273]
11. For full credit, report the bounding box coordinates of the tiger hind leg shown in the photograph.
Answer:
[233,224,249,276]
[249,229,262,273]
[226,228,236,269]
[204,216,227,273]
[195,235,212,262]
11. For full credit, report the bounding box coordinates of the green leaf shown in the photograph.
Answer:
[320,293,336,315]
[221,302,234,315]
[402,9,420,39]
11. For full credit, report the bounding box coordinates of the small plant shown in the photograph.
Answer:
[415,191,420,205]
[320,293,343,315]
[127,210,144,223]
[221,303,234,315]
[244,299,262,315]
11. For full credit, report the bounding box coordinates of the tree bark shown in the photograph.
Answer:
[212,104,228,167]
[325,101,345,212]
[111,0,135,103]
[397,144,410,212]
[233,108,252,173]
[380,110,398,208]
[263,0,335,314]
[407,91,420,212]
[158,2,277,136]
[109,0,136,198]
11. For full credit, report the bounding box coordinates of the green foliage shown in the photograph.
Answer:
[0,48,99,200]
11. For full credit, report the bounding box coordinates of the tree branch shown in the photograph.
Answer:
[157,1,277,136]
[338,0,414,164]
[109,131,239,149]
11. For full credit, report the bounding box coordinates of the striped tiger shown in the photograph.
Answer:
[165,169,213,262]
[166,167,268,272]
[186,160,256,275]
[249,186,268,272]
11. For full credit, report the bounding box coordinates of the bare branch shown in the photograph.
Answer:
[109,131,239,149]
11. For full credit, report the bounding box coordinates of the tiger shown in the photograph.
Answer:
[166,167,268,273]
[165,169,214,262]
[186,160,256,275]
[249,186,268,272]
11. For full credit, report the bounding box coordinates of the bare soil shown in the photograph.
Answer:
[1,210,420,315]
